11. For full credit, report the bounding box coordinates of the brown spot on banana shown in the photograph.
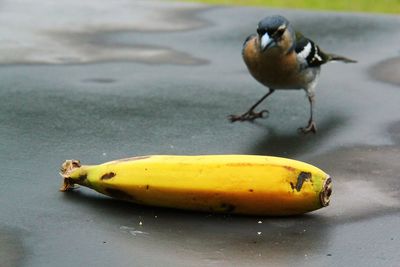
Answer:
[100,172,116,180]
[284,165,296,172]
[227,163,252,167]
[77,174,88,183]
[290,171,312,192]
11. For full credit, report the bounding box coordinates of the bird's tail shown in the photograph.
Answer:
[328,54,357,63]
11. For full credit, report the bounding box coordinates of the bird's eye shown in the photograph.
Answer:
[276,28,285,36]
[257,28,266,36]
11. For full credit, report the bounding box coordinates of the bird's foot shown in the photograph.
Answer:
[228,109,269,122]
[299,120,317,134]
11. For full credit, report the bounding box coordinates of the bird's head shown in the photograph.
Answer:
[257,15,293,53]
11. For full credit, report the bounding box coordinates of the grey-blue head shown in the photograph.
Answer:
[256,15,292,52]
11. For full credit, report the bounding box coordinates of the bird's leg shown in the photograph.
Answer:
[299,92,317,134]
[229,89,275,122]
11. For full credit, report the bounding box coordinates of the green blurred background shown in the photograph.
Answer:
[181,0,400,14]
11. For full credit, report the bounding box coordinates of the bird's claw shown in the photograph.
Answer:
[298,120,317,134]
[229,109,269,122]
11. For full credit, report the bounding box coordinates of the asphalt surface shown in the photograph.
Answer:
[1,1,400,266]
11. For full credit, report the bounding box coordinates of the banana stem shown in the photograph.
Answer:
[59,159,84,191]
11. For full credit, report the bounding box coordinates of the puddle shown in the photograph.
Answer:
[308,120,400,222]
[0,0,210,65]
[369,56,400,87]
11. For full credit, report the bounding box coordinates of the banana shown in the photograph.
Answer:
[60,155,332,216]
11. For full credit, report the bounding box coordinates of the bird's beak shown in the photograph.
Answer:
[260,33,276,52]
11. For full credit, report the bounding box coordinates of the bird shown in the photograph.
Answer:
[229,15,356,133]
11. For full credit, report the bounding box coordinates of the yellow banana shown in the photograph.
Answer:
[60,155,332,216]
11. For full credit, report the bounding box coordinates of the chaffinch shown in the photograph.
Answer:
[229,15,356,133]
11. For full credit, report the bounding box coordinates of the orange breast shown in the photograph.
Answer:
[243,38,304,89]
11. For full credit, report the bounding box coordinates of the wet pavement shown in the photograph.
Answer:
[1,1,400,266]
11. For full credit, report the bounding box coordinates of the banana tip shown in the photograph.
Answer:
[59,159,81,192]
[320,175,332,207]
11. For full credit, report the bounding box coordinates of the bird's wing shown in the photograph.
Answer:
[294,31,330,67]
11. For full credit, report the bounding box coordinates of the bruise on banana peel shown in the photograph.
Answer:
[101,172,116,180]
[59,155,332,216]
[291,171,312,192]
